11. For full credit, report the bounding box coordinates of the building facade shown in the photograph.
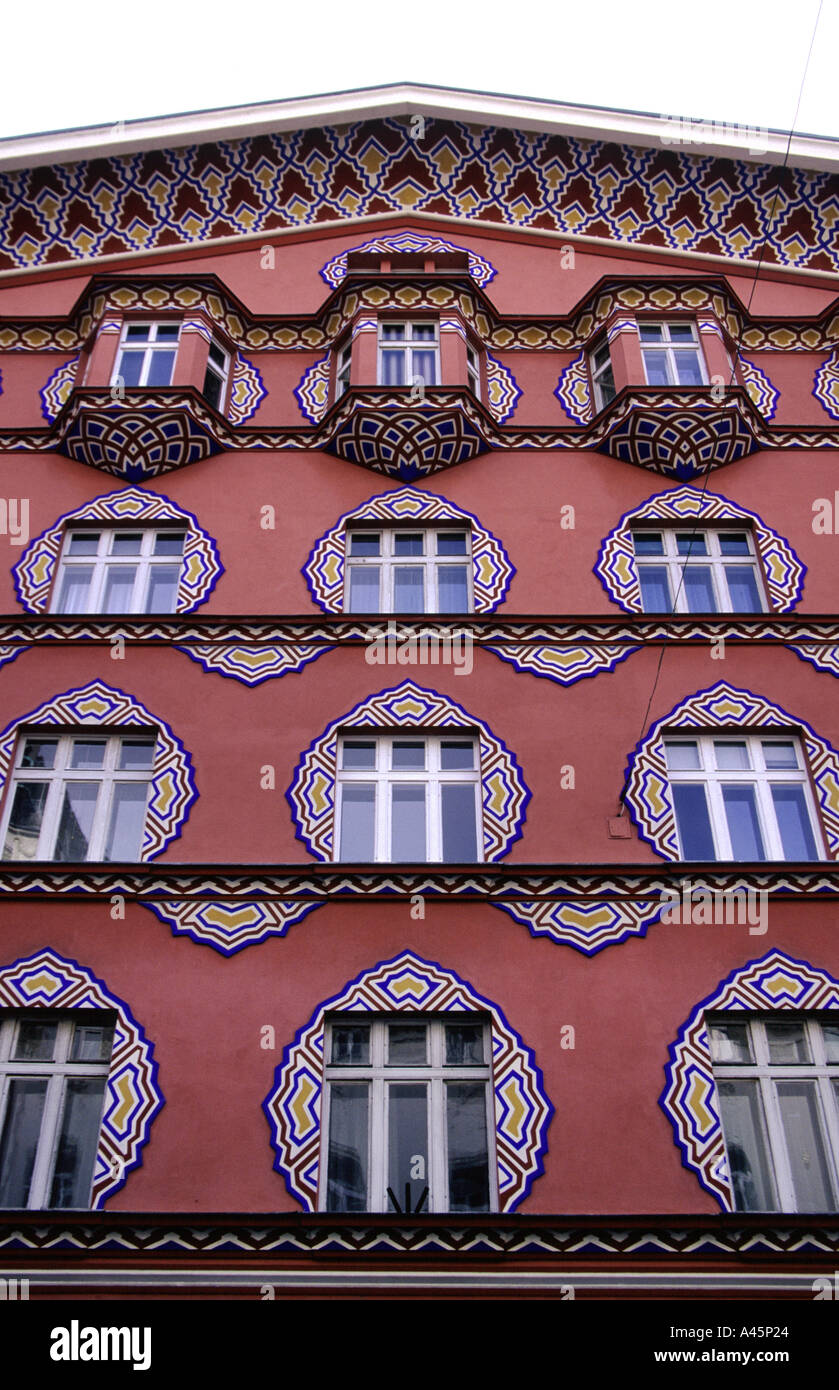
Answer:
[0,86,838,1298]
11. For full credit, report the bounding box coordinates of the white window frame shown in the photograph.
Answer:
[663,732,825,862]
[335,733,482,863]
[319,1014,497,1214]
[377,320,439,387]
[202,339,230,412]
[708,1014,839,1212]
[0,730,156,863]
[589,337,616,411]
[344,526,473,614]
[638,319,708,386]
[0,1013,115,1209]
[466,342,481,399]
[50,526,186,614]
[111,321,181,388]
[335,340,353,400]
[631,526,767,614]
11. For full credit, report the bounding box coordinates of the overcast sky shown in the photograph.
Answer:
[1,0,835,143]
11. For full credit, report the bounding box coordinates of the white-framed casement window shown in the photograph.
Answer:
[335,340,352,400]
[112,322,180,388]
[336,733,481,863]
[51,527,186,614]
[320,1014,496,1214]
[708,1014,839,1212]
[631,527,766,613]
[202,340,230,411]
[663,733,824,862]
[466,343,481,399]
[0,731,156,862]
[378,321,439,388]
[590,337,617,411]
[0,1012,115,1209]
[344,527,472,614]
[638,320,707,386]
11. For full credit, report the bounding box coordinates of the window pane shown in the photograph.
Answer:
[718,533,751,556]
[441,784,478,861]
[393,567,424,613]
[145,350,176,387]
[125,326,152,341]
[144,566,180,613]
[381,351,405,386]
[411,325,436,342]
[762,741,798,769]
[326,1084,369,1212]
[155,325,180,342]
[669,324,697,342]
[824,1027,839,1063]
[638,566,671,612]
[440,741,475,771]
[54,783,99,861]
[56,567,93,613]
[638,324,664,342]
[153,532,186,556]
[342,741,376,770]
[13,1021,58,1061]
[339,785,375,859]
[110,534,143,556]
[722,785,765,860]
[714,741,750,770]
[119,741,156,771]
[664,741,701,770]
[410,348,437,384]
[672,783,716,858]
[392,742,425,770]
[70,741,105,770]
[388,1024,427,1065]
[348,534,381,557]
[0,1078,48,1207]
[391,785,426,860]
[118,352,144,386]
[765,1022,811,1065]
[631,532,665,556]
[642,350,670,385]
[3,782,49,859]
[330,1025,370,1065]
[436,533,467,556]
[446,1024,484,1065]
[437,566,469,612]
[381,324,406,341]
[102,566,137,613]
[683,567,717,612]
[49,1077,108,1208]
[725,566,762,612]
[21,740,57,770]
[717,1080,776,1211]
[388,1083,427,1212]
[203,367,224,410]
[771,786,818,860]
[348,567,380,613]
[70,1023,114,1063]
[103,783,148,860]
[393,534,423,556]
[776,1081,835,1212]
[672,350,704,385]
[708,1021,752,1064]
[446,1082,490,1212]
[67,533,100,556]
[676,533,707,556]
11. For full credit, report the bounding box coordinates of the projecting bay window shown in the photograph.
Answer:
[0,733,156,862]
[321,1015,495,1213]
[345,528,472,613]
[112,322,180,387]
[639,320,706,386]
[709,1015,839,1212]
[378,321,439,387]
[663,734,823,862]
[0,1013,115,1209]
[51,527,186,614]
[632,528,765,613]
[336,734,480,863]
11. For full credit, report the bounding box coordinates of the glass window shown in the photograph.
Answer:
[589,338,616,411]
[639,320,706,386]
[631,528,766,614]
[344,528,473,613]
[378,321,439,388]
[51,528,186,614]
[112,322,180,388]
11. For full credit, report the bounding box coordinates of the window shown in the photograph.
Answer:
[345,527,472,614]
[466,343,481,398]
[112,322,180,388]
[663,734,823,861]
[631,527,765,613]
[590,337,616,411]
[321,1015,495,1213]
[1,732,156,862]
[709,1015,839,1212]
[202,340,229,411]
[0,1012,115,1209]
[639,320,706,386]
[337,734,480,862]
[335,340,352,400]
[378,321,439,387]
[51,527,186,614]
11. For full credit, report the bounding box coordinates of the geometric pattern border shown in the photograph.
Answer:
[141,899,324,955]
[176,643,332,686]
[484,354,521,422]
[0,948,164,1208]
[623,680,839,861]
[12,486,224,614]
[739,356,779,420]
[813,350,839,421]
[303,485,514,613]
[286,680,530,861]
[228,352,267,425]
[790,645,839,679]
[262,950,553,1212]
[554,352,592,423]
[320,233,498,289]
[595,484,805,614]
[39,356,79,422]
[495,898,665,954]
[485,642,639,685]
[0,680,197,860]
[660,949,839,1211]
[294,354,330,423]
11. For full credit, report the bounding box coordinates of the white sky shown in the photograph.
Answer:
[1,0,836,143]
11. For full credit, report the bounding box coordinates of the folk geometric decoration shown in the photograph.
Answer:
[790,645,839,679]
[485,643,639,685]
[142,900,323,956]
[813,350,839,421]
[287,681,530,861]
[58,393,221,479]
[13,486,223,614]
[40,356,79,421]
[598,393,759,478]
[484,354,521,422]
[0,948,164,1208]
[323,392,489,479]
[177,643,332,685]
[294,354,331,423]
[496,898,665,954]
[263,950,553,1212]
[595,485,805,613]
[320,233,498,289]
[554,352,592,423]
[661,950,839,1210]
[228,353,267,424]
[738,356,779,420]
[304,485,514,614]
[623,681,839,861]
[0,646,28,673]
[0,681,197,860]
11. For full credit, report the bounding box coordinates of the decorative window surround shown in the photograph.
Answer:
[13,488,223,615]
[595,486,804,614]
[814,350,839,421]
[286,681,529,862]
[40,357,80,422]
[623,682,839,862]
[294,354,332,424]
[661,950,839,1211]
[0,948,163,1208]
[0,682,197,861]
[228,353,266,424]
[263,951,552,1213]
[304,486,513,615]
[791,645,839,680]
[320,234,497,289]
